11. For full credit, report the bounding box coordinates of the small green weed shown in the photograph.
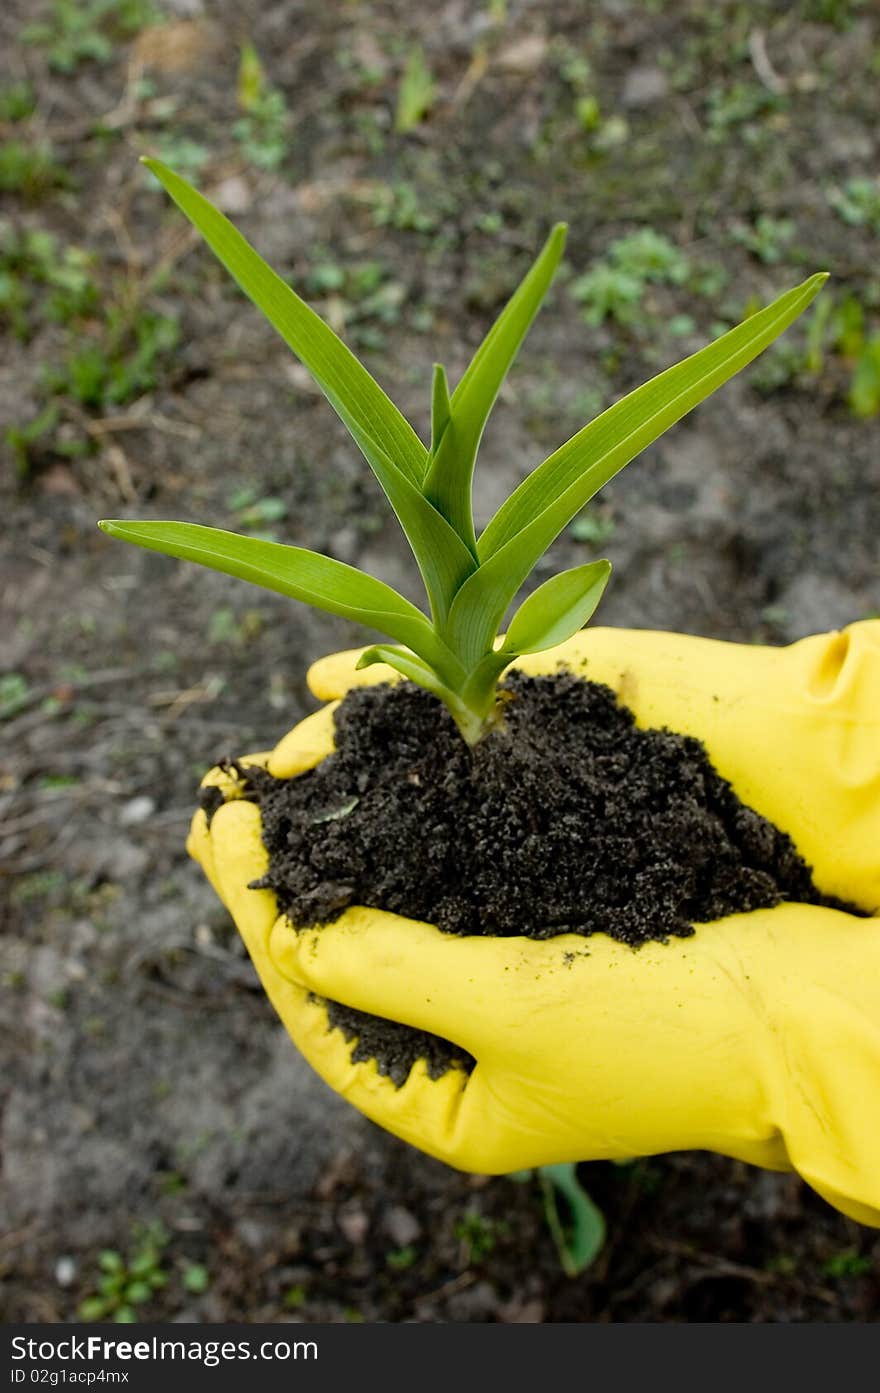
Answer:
[571,230,688,328]
[0,227,98,341]
[21,0,162,75]
[0,672,30,717]
[386,1245,417,1271]
[827,177,880,236]
[182,1263,210,1294]
[5,405,61,478]
[44,306,179,408]
[0,81,37,122]
[395,45,436,134]
[454,1210,501,1264]
[0,141,67,198]
[751,289,880,418]
[235,43,289,172]
[821,1248,872,1278]
[79,1223,169,1322]
[705,80,784,142]
[510,1164,605,1277]
[570,507,616,546]
[369,180,443,234]
[731,215,795,265]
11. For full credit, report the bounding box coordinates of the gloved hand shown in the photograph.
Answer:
[187,621,880,1226]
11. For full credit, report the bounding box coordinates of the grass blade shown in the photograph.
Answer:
[422,222,567,551]
[98,520,461,681]
[141,159,428,487]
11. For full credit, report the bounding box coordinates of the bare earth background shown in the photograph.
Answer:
[2,0,879,1322]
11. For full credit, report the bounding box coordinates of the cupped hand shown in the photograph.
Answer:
[188,621,880,1224]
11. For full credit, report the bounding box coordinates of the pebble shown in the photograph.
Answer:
[119,796,156,828]
[383,1205,421,1248]
[337,1207,370,1245]
[55,1257,77,1287]
[621,66,669,107]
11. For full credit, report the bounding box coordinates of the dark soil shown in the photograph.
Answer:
[246,671,848,944]
[4,0,880,1325]
[242,670,854,1082]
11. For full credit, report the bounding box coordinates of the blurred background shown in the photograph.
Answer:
[2,0,879,1322]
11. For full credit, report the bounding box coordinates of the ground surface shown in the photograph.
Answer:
[2,0,879,1323]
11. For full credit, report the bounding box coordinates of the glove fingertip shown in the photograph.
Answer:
[267,704,338,778]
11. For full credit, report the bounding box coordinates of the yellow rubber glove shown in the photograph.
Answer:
[187,621,880,1226]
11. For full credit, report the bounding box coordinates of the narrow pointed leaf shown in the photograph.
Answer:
[356,643,454,698]
[363,429,478,624]
[539,1164,606,1277]
[422,222,567,550]
[501,560,611,655]
[448,274,827,664]
[430,363,451,457]
[479,272,827,561]
[98,520,460,681]
[141,159,427,487]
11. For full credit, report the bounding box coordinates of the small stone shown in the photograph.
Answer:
[498,1297,545,1323]
[119,796,156,827]
[338,1207,370,1245]
[383,1205,421,1248]
[621,66,668,108]
[213,176,252,215]
[55,1256,77,1287]
[446,1280,499,1321]
[496,34,547,74]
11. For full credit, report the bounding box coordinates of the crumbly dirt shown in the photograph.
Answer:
[246,672,850,944]
[3,0,880,1325]
[242,670,855,1083]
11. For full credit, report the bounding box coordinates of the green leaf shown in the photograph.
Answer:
[501,560,611,655]
[141,159,427,487]
[356,643,447,693]
[98,520,463,686]
[539,1163,605,1277]
[395,45,437,133]
[430,363,451,456]
[449,273,827,664]
[480,273,827,561]
[357,428,477,625]
[423,222,567,552]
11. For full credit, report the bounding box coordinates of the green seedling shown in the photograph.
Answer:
[21,0,161,74]
[0,227,98,340]
[395,45,437,133]
[78,1223,168,1323]
[0,141,66,198]
[453,1210,500,1264]
[510,1163,605,1276]
[0,80,37,122]
[235,43,289,172]
[538,1163,605,1276]
[731,215,795,266]
[100,160,826,745]
[45,307,179,408]
[827,177,880,236]
[570,230,688,329]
